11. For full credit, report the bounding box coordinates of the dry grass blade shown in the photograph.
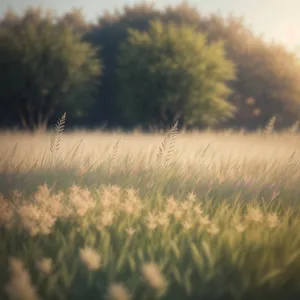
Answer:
[70,139,83,162]
[111,139,121,165]
[40,148,47,168]
[201,142,211,158]
[10,142,18,160]
[288,120,299,134]
[288,150,296,167]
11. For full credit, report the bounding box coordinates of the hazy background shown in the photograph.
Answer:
[1,0,300,52]
[1,0,300,132]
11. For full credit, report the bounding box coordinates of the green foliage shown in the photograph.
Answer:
[88,2,300,130]
[201,14,300,129]
[116,20,236,129]
[2,2,300,130]
[0,8,102,131]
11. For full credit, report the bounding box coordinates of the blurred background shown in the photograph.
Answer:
[1,0,300,132]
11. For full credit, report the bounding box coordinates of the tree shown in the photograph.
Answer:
[116,20,236,129]
[0,7,102,131]
[202,14,300,129]
[58,8,90,34]
[84,2,162,127]
[86,1,300,130]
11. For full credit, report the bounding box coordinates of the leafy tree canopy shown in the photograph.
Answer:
[116,20,236,129]
[0,7,102,131]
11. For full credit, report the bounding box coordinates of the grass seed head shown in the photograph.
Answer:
[5,258,40,300]
[36,257,53,275]
[106,283,131,300]
[79,247,102,271]
[141,262,167,291]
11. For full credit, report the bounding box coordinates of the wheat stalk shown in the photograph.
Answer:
[164,121,178,167]
[264,116,276,135]
[108,138,121,175]
[49,112,66,167]
[50,112,66,154]
[156,120,178,167]
[156,134,170,166]
[111,139,121,166]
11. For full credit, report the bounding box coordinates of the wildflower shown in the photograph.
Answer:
[165,196,177,214]
[126,188,138,201]
[106,283,131,300]
[101,196,114,210]
[157,212,169,226]
[0,194,14,228]
[146,220,157,230]
[69,184,81,195]
[34,184,51,203]
[69,186,95,217]
[187,192,196,202]
[36,258,53,275]
[181,201,192,211]
[38,212,57,235]
[125,227,136,237]
[45,193,64,217]
[79,247,102,271]
[121,201,136,215]
[199,215,210,225]
[17,204,56,236]
[8,258,24,274]
[99,210,115,228]
[235,223,246,233]
[182,220,193,230]
[173,209,183,220]
[207,223,220,235]
[110,185,121,195]
[141,263,167,291]
[5,257,40,300]
[267,212,280,228]
[246,206,263,223]
[146,212,156,223]
[121,193,143,215]
[193,204,203,216]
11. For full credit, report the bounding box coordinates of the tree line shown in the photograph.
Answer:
[1,3,300,131]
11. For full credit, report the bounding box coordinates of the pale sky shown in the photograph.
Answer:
[1,0,300,52]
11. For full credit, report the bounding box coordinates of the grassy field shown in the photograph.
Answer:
[1,119,300,300]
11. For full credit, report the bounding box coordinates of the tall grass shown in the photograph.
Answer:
[1,117,300,299]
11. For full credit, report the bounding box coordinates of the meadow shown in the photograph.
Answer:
[1,117,300,300]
